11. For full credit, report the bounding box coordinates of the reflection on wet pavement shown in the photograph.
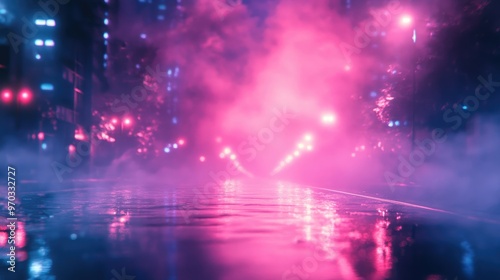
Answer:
[0,180,499,279]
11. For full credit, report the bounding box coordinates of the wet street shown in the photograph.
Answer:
[1,179,500,280]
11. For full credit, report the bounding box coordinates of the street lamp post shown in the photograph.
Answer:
[399,15,418,150]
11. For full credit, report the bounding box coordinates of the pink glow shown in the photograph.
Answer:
[399,15,413,27]
[19,89,32,104]
[38,132,45,141]
[123,118,132,126]
[199,155,206,162]
[1,90,12,103]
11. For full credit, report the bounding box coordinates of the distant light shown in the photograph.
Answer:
[395,120,401,126]
[399,15,413,27]
[164,147,170,153]
[172,117,178,124]
[41,143,47,150]
[219,152,225,158]
[224,147,231,154]
[304,134,313,141]
[321,113,336,125]
[35,19,46,25]
[38,132,45,141]
[173,143,178,149]
[178,139,185,145]
[351,153,356,157]
[46,19,56,26]
[69,145,76,153]
[45,39,55,46]
[111,118,118,124]
[462,105,468,110]
[230,154,236,160]
[286,155,293,163]
[199,156,206,162]
[70,233,77,240]
[140,33,147,39]
[104,40,108,46]
[215,137,222,143]
[412,29,417,43]
[123,118,131,125]
[104,54,108,59]
[168,69,172,76]
[388,121,394,127]
[157,15,165,21]
[297,143,304,149]
[103,32,109,39]
[158,4,166,10]
[34,39,44,46]
[30,261,43,276]
[294,151,300,157]
[40,83,54,91]
[306,145,313,151]
[344,65,351,71]
[35,54,41,60]
[370,91,377,97]
[104,18,109,25]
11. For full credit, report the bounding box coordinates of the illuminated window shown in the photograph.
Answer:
[40,83,54,91]
[35,19,46,25]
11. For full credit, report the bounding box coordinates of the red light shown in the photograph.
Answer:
[123,118,131,125]
[37,132,45,141]
[178,139,185,145]
[18,89,32,104]
[1,90,12,103]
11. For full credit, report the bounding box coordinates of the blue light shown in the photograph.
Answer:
[157,15,165,21]
[104,54,108,59]
[35,54,41,60]
[45,39,55,47]
[104,18,109,25]
[462,105,468,110]
[164,147,170,153]
[40,83,54,91]
[104,40,108,46]
[370,91,377,98]
[35,39,44,46]
[41,143,47,150]
[388,121,394,127]
[103,32,109,39]
[168,69,172,76]
[158,4,166,10]
[172,117,177,124]
[395,120,400,126]
[140,33,147,39]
